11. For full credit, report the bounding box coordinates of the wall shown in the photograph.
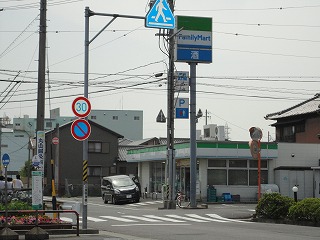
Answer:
[277,143,320,168]
[140,162,151,194]
[89,110,143,140]
[296,117,320,143]
[275,170,313,199]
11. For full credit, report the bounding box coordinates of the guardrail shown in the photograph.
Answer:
[0,209,80,236]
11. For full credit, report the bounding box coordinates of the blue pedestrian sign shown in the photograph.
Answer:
[2,153,10,167]
[145,0,175,29]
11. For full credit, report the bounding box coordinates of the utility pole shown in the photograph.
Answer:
[166,0,176,209]
[36,0,47,132]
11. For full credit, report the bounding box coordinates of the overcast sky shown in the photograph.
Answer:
[1,0,319,142]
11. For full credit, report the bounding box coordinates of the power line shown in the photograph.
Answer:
[176,4,320,12]
[214,31,320,43]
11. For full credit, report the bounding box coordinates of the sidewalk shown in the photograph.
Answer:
[17,230,153,240]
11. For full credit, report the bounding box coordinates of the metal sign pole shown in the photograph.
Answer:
[189,62,197,208]
[4,166,8,227]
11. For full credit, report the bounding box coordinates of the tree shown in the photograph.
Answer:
[19,159,36,178]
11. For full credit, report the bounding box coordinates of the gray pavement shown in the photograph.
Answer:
[18,230,153,240]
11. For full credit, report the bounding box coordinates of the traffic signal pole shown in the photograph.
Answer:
[83,7,145,229]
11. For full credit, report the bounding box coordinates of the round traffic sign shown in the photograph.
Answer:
[71,119,91,141]
[249,127,263,141]
[72,96,91,118]
[249,140,260,160]
[2,153,10,167]
[52,137,59,145]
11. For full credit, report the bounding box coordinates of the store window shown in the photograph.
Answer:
[208,169,227,185]
[207,159,268,186]
[228,170,248,185]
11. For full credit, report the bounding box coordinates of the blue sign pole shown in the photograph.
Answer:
[2,153,10,227]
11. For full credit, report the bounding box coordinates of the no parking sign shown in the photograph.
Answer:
[71,96,91,141]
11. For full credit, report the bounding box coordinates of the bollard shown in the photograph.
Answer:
[72,201,81,225]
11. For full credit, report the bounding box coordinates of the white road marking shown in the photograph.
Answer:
[112,223,191,227]
[185,214,228,223]
[166,214,209,222]
[143,215,186,222]
[122,215,163,222]
[100,216,138,222]
[87,216,107,222]
[206,214,250,223]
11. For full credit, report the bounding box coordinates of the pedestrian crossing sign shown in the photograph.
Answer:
[145,0,175,29]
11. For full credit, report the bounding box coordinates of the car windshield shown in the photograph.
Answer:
[112,178,135,187]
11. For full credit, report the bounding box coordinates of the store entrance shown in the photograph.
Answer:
[176,165,190,199]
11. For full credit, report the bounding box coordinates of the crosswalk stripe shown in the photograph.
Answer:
[166,214,209,222]
[185,214,227,223]
[143,215,186,222]
[206,214,249,223]
[60,217,72,222]
[87,216,107,222]
[130,202,149,206]
[122,215,162,222]
[100,216,138,222]
[144,201,161,204]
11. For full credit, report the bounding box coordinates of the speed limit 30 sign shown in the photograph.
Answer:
[72,96,91,118]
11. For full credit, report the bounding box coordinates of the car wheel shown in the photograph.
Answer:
[135,198,140,203]
[112,196,117,205]
[103,194,108,204]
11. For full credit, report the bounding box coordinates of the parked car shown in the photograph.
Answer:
[101,175,140,204]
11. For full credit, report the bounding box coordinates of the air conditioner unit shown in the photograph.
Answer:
[216,126,226,141]
[203,124,217,140]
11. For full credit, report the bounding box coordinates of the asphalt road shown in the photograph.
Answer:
[48,197,320,240]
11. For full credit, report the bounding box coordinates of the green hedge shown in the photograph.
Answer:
[288,198,320,222]
[0,201,32,211]
[255,193,295,219]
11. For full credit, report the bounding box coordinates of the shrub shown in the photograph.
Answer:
[255,193,295,219]
[0,200,32,211]
[288,198,320,222]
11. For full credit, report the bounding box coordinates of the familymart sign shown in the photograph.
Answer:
[174,16,212,63]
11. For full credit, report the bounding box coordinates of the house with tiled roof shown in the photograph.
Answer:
[265,93,320,199]
[265,93,320,143]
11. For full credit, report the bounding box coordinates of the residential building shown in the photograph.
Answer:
[44,120,123,197]
[265,93,320,199]
[5,108,143,174]
[265,93,320,143]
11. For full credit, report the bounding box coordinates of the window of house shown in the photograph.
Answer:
[88,166,102,176]
[281,125,295,142]
[88,141,110,153]
[134,116,140,120]
[88,142,102,153]
[14,135,24,137]
[112,116,118,120]
[46,122,52,128]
